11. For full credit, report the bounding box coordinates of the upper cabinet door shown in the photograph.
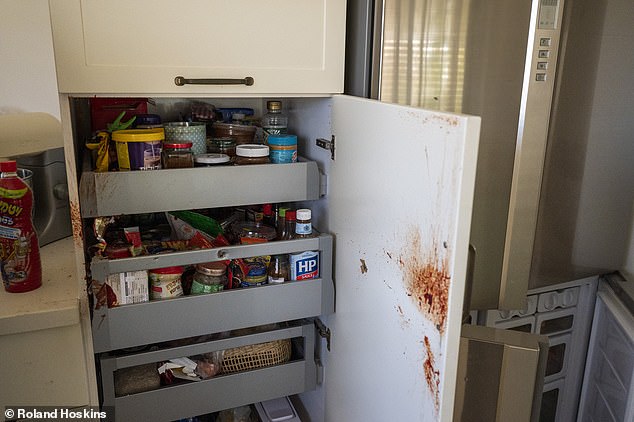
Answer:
[49,0,345,95]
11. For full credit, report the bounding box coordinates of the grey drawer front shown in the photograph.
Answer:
[100,322,317,422]
[92,235,333,352]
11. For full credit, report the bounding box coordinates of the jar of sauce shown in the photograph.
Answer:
[191,262,227,295]
[149,266,185,300]
[234,144,270,165]
[162,142,194,168]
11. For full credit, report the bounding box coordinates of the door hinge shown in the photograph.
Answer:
[316,136,335,160]
[314,318,331,351]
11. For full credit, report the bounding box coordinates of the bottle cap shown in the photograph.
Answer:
[279,207,288,218]
[266,101,282,111]
[296,209,311,221]
[0,160,17,172]
[263,203,273,215]
[285,210,296,220]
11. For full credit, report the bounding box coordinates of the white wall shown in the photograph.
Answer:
[0,0,60,119]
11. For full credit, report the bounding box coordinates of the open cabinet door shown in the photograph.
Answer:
[323,95,480,421]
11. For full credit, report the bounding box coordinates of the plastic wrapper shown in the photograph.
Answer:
[158,352,222,384]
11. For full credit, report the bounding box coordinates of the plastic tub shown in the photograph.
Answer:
[268,134,297,163]
[112,128,164,171]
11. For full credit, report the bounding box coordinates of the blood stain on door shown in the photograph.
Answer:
[397,227,450,334]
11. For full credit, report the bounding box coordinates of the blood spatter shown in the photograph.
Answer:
[423,336,441,412]
[398,228,450,334]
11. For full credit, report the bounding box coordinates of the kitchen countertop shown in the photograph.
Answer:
[0,236,82,335]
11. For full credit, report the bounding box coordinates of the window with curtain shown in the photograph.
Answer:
[379,0,471,112]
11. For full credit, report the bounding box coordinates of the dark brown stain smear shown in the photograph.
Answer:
[70,200,83,246]
[360,259,368,274]
[423,336,441,412]
[398,229,450,334]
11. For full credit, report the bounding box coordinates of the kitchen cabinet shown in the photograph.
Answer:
[50,4,481,421]
[48,0,345,96]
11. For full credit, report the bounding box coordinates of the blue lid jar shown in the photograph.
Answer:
[268,134,297,164]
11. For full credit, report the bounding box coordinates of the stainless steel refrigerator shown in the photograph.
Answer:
[345,0,634,419]
[345,0,633,311]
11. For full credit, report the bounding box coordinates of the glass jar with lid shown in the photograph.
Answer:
[162,141,194,168]
[191,261,227,295]
[234,144,270,165]
[207,137,236,158]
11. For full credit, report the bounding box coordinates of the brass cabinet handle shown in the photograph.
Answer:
[174,76,254,86]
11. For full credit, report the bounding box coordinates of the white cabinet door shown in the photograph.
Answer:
[49,0,345,95]
[324,96,480,421]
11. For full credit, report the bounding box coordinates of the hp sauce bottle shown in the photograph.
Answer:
[0,160,42,292]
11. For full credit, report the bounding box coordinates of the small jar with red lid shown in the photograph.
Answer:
[161,142,194,168]
[149,266,185,300]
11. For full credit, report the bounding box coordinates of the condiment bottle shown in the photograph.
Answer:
[281,209,296,240]
[262,203,276,227]
[295,208,315,238]
[0,161,42,292]
[162,141,194,168]
[261,100,288,136]
[290,208,319,280]
[268,254,289,284]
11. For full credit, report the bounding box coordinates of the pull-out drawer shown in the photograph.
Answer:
[100,321,317,421]
[91,235,333,353]
[79,161,322,218]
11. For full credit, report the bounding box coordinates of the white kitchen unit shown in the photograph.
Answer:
[578,274,634,422]
[49,3,481,421]
[0,237,92,408]
[49,0,345,96]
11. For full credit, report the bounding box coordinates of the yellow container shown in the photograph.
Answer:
[112,128,165,170]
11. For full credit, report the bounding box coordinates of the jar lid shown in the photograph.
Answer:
[196,261,227,276]
[134,114,162,126]
[163,141,193,149]
[236,144,269,157]
[150,266,184,274]
[296,208,311,220]
[195,153,230,164]
[112,128,165,142]
[267,134,297,146]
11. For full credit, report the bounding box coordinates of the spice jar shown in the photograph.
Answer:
[195,153,231,167]
[234,144,270,165]
[161,142,194,168]
[191,262,227,295]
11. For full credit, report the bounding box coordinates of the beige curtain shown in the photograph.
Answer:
[379,0,471,112]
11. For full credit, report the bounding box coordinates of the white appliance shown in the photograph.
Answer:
[578,273,634,422]
[483,277,597,421]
